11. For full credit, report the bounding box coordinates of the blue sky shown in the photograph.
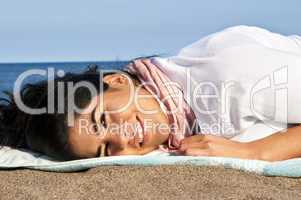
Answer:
[0,0,300,63]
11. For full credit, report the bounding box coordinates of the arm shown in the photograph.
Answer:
[179,125,301,161]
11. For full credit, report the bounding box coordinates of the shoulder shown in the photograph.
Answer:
[178,25,270,58]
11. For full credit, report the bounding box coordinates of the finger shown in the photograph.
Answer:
[179,141,208,151]
[184,148,212,157]
[180,135,205,145]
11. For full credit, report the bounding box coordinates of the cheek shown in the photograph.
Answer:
[136,97,162,114]
[107,98,132,113]
[106,89,136,111]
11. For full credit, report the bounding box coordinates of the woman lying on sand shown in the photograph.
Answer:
[1,26,301,161]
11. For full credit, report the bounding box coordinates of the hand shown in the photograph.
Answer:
[179,135,258,160]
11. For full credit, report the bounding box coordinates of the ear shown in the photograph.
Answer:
[103,74,129,86]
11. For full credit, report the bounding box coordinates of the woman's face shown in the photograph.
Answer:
[68,73,170,158]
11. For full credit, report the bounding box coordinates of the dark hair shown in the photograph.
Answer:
[0,65,112,160]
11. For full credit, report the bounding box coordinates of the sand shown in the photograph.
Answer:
[0,166,301,200]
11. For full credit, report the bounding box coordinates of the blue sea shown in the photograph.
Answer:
[0,61,128,98]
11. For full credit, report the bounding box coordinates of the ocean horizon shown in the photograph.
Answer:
[0,61,129,97]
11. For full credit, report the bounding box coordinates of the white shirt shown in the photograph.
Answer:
[153,25,301,142]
